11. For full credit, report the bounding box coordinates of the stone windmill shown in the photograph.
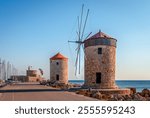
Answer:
[84,31,118,89]
[50,53,68,84]
[69,5,118,89]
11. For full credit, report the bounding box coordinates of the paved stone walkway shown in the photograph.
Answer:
[0,82,97,101]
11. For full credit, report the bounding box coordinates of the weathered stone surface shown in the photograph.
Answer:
[84,44,118,89]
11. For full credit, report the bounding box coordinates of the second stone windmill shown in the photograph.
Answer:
[69,5,118,89]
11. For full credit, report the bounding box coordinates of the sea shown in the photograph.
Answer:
[69,80,150,92]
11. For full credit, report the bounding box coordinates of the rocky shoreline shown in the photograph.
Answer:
[40,80,150,101]
[40,80,81,89]
[76,88,150,101]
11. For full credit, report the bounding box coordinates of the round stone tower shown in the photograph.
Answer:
[83,31,118,89]
[50,53,68,84]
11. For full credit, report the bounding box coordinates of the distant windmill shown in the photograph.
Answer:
[68,4,92,75]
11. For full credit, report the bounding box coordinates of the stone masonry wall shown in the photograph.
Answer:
[84,45,118,89]
[50,59,68,84]
[27,76,43,82]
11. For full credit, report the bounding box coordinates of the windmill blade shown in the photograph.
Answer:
[77,16,80,41]
[69,4,90,76]
[84,32,92,40]
[81,9,89,40]
[77,16,81,41]
[75,45,79,70]
[78,4,84,41]
[75,42,82,50]
[76,31,79,37]
[75,6,89,75]
[75,43,83,75]
[78,46,81,74]
[81,44,87,61]
[75,45,79,75]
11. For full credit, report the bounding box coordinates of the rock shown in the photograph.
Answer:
[52,85,56,88]
[104,94,115,100]
[102,94,112,100]
[141,89,150,97]
[76,90,87,96]
[88,88,92,92]
[48,81,75,90]
[75,91,80,94]
[109,94,119,101]
[115,94,125,101]
[85,91,92,97]
[146,97,150,101]
[132,93,146,101]
[123,94,132,101]
[129,88,136,94]
[145,94,149,98]
[91,90,97,95]
[93,92,102,99]
[39,80,47,85]
[92,92,97,98]
[92,91,99,98]
[109,94,127,101]
[73,84,81,88]
[77,88,150,101]
[108,94,114,99]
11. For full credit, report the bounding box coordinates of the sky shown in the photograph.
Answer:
[0,0,150,80]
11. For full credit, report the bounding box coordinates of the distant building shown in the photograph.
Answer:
[26,68,43,82]
[50,53,68,84]
[10,67,43,82]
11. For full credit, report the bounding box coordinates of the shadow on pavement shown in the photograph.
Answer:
[0,89,65,93]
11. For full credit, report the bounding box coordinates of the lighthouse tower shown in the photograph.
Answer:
[50,53,68,84]
[84,31,118,89]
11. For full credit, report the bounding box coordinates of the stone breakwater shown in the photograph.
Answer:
[76,88,150,101]
[40,80,81,90]
[40,80,150,101]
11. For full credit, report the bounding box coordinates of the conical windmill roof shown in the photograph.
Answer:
[84,30,117,48]
[50,53,68,60]
[87,31,113,40]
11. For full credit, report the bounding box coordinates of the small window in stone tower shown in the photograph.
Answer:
[96,72,101,84]
[56,74,59,81]
[56,62,59,65]
[98,48,102,54]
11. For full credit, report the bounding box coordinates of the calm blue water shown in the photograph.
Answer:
[69,80,150,92]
